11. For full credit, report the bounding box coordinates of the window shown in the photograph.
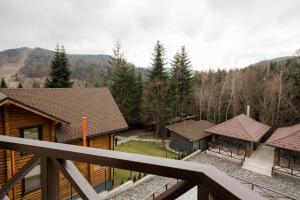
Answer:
[21,126,42,194]
[23,165,41,193]
[22,127,41,140]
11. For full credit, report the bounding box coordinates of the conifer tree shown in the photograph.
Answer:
[45,45,71,88]
[110,43,141,124]
[0,78,7,88]
[170,46,193,117]
[142,41,171,138]
[133,70,143,123]
[148,41,167,81]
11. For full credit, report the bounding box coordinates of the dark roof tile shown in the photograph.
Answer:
[167,120,215,141]
[266,124,300,152]
[0,88,128,142]
[205,114,270,142]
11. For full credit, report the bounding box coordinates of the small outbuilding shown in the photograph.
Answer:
[167,120,215,154]
[206,114,270,162]
[266,124,300,178]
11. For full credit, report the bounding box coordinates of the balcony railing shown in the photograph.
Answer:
[0,135,264,200]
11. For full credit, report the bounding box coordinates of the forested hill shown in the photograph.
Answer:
[0,47,111,87]
[194,55,300,129]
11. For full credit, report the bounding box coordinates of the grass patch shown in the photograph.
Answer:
[113,141,178,186]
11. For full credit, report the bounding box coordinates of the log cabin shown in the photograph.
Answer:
[0,88,128,200]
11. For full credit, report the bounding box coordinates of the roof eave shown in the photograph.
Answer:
[266,142,300,153]
[0,98,70,124]
[206,131,261,143]
[60,126,129,144]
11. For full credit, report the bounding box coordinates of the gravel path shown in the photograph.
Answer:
[109,151,300,200]
[184,152,300,200]
[109,176,172,200]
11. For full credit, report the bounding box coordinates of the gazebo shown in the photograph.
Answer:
[205,114,270,163]
[266,124,300,178]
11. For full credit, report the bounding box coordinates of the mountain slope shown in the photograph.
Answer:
[0,47,111,87]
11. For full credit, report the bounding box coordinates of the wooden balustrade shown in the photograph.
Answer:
[0,135,264,200]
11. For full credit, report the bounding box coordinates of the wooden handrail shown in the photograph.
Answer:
[0,135,264,200]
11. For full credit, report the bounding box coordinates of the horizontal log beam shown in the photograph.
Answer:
[0,155,39,199]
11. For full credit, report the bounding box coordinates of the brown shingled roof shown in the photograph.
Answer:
[205,114,270,142]
[0,88,128,142]
[266,124,300,152]
[167,120,215,141]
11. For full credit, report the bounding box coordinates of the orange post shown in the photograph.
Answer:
[82,117,87,147]
[11,150,16,200]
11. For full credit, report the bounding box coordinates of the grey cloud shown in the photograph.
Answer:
[0,0,300,70]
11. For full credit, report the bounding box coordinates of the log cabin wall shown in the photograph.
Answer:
[89,134,112,186]
[0,104,52,200]
[0,104,113,200]
[0,107,6,191]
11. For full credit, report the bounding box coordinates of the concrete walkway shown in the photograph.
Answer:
[242,144,274,176]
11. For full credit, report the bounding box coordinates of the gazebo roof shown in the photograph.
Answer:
[205,114,270,142]
[266,124,300,152]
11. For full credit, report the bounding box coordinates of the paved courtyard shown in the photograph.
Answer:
[109,151,300,200]
[180,152,300,200]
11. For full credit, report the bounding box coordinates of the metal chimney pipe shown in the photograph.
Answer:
[246,105,250,117]
[82,116,87,147]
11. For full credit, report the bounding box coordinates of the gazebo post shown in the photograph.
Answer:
[278,149,280,166]
[288,151,292,168]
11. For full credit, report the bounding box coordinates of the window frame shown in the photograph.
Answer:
[20,125,43,195]
[20,125,43,140]
[21,166,41,195]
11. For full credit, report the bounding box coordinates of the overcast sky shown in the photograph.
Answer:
[0,0,300,70]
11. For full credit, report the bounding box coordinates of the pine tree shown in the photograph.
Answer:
[142,41,171,138]
[17,82,23,88]
[45,45,71,88]
[0,78,7,88]
[106,41,125,87]
[170,46,193,117]
[110,43,141,124]
[148,41,167,81]
[133,70,143,123]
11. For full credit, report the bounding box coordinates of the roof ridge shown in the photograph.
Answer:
[236,115,255,141]
[206,114,237,131]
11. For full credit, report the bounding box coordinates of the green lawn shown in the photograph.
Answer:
[113,141,178,186]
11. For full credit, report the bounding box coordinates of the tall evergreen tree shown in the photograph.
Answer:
[0,78,7,88]
[148,41,167,81]
[170,46,193,117]
[133,70,143,123]
[110,43,141,124]
[142,41,171,138]
[45,45,71,88]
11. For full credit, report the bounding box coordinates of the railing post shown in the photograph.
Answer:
[105,169,107,190]
[198,184,209,200]
[41,156,59,200]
